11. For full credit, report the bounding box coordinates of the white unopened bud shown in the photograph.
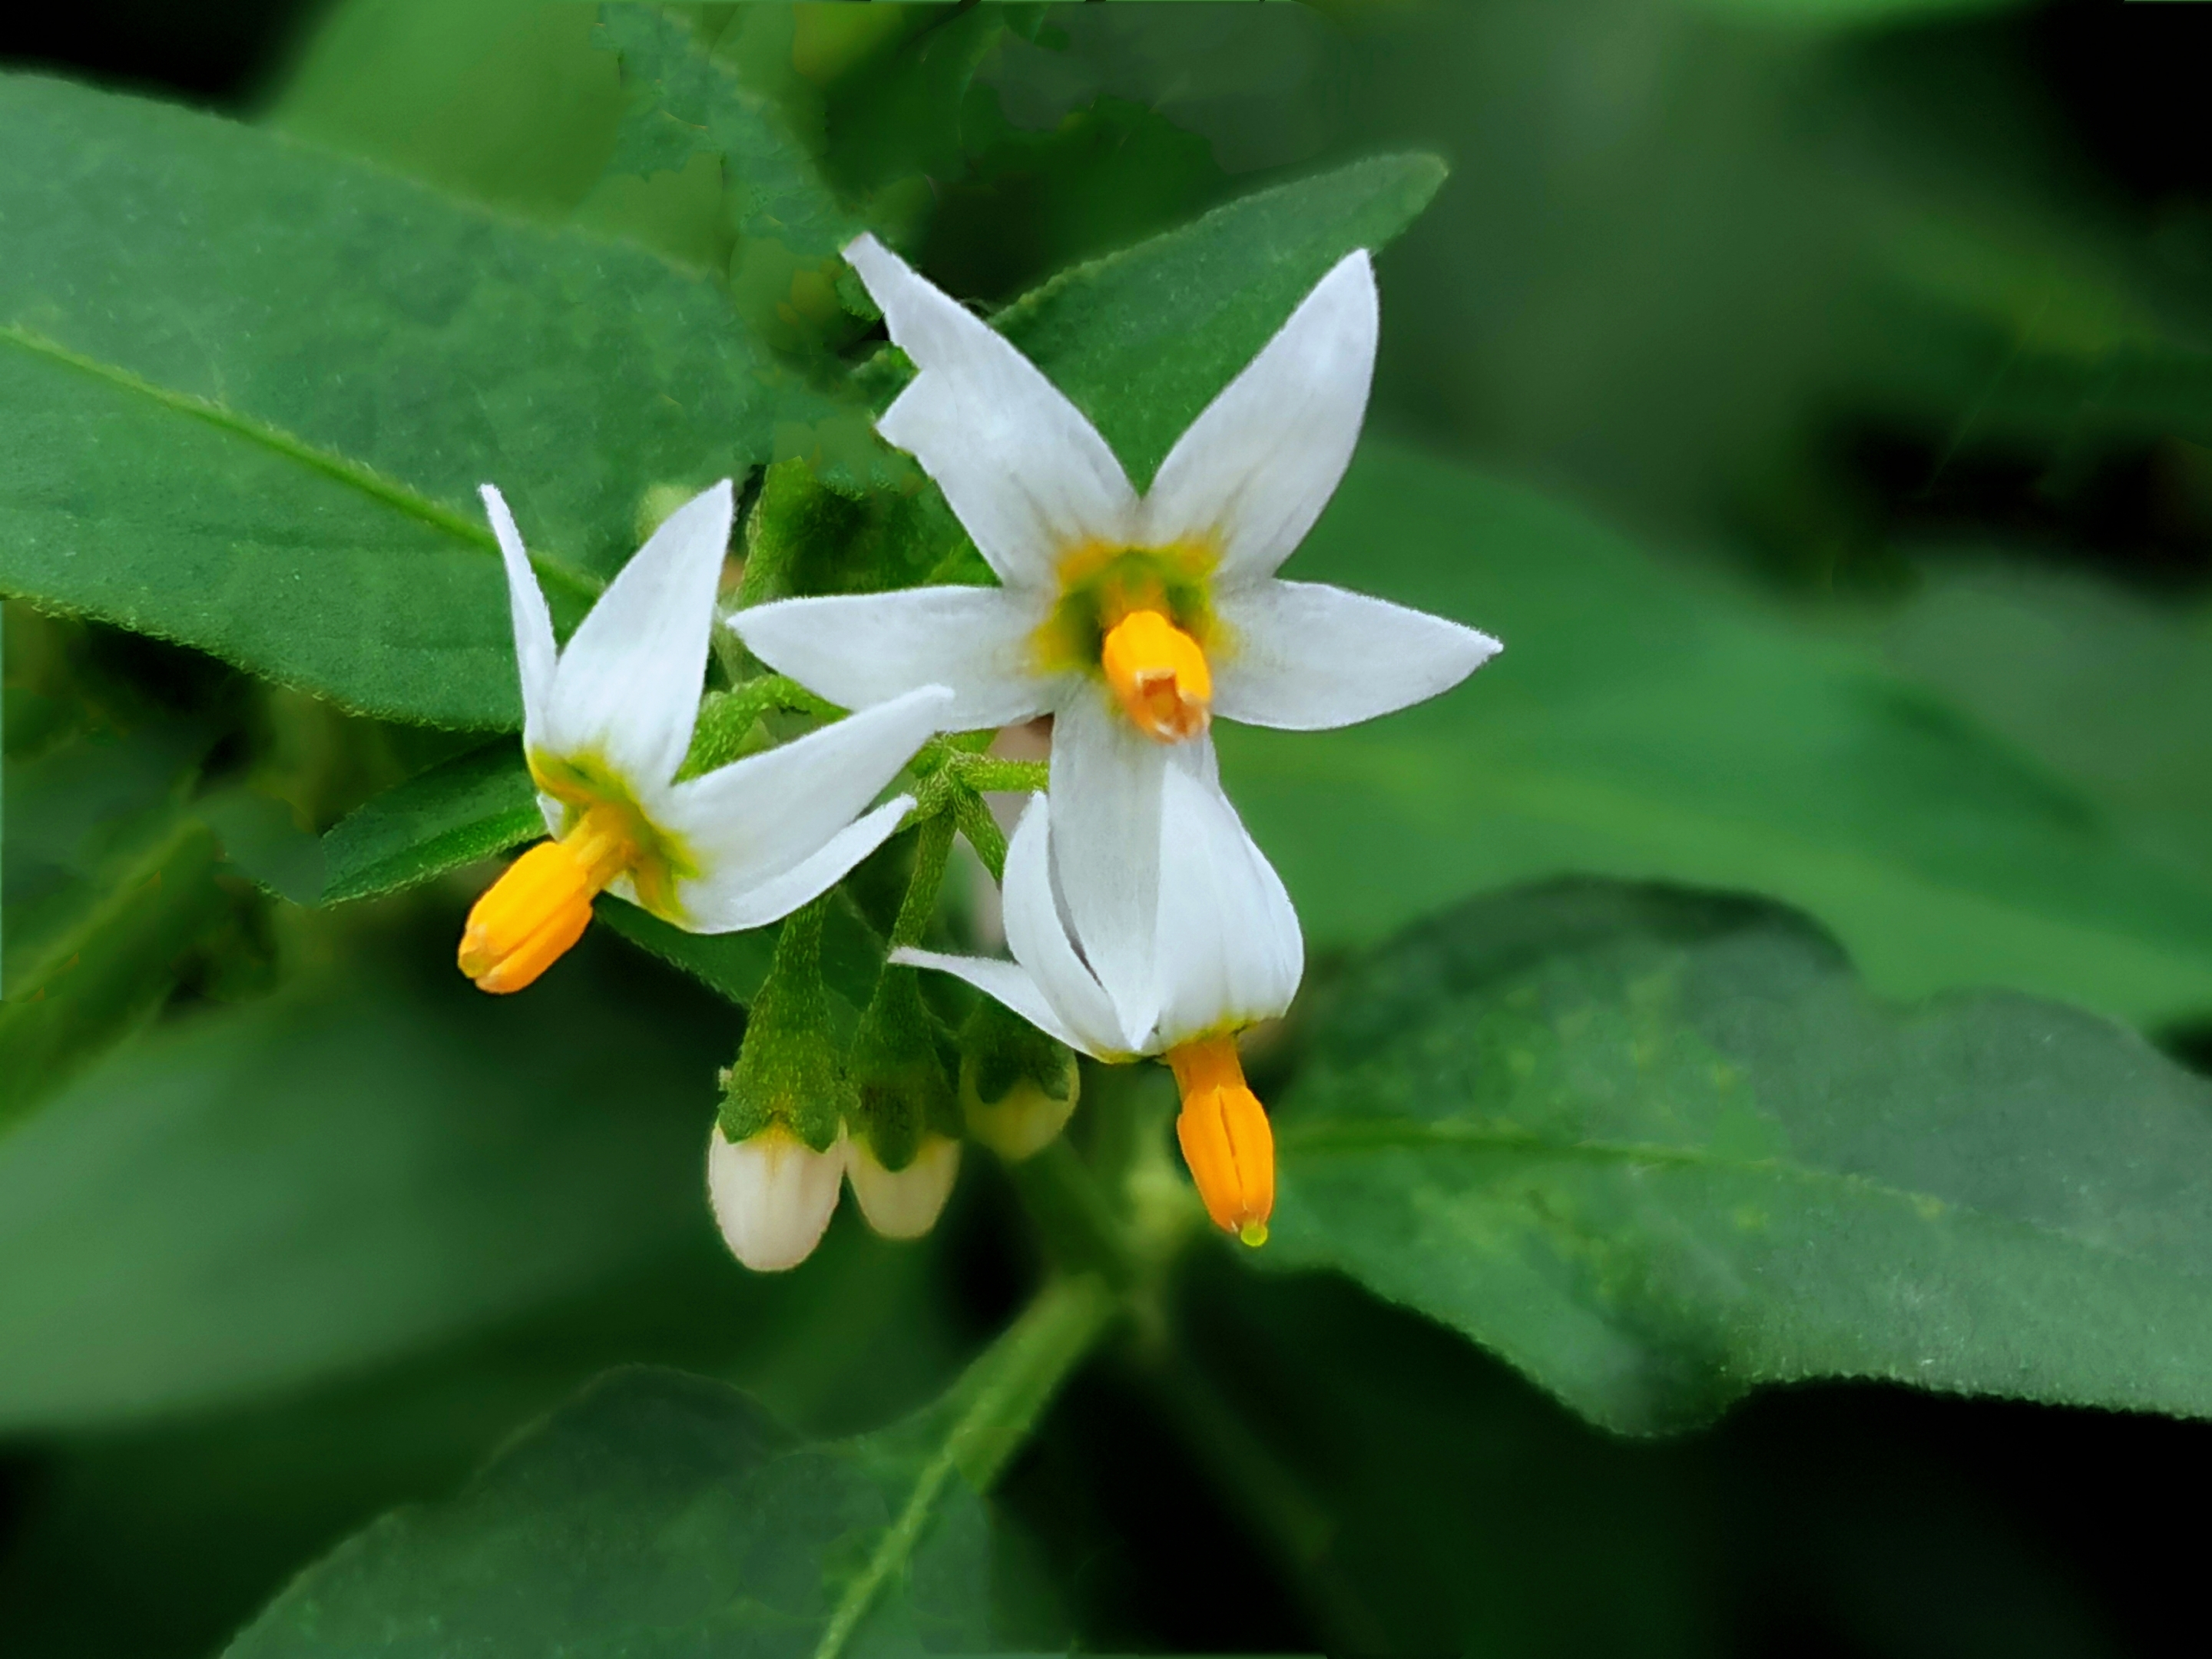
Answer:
[846,1134,961,1240]
[707,1123,847,1272]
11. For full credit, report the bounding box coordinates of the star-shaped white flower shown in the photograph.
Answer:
[458,480,952,993]
[733,235,1499,1040]
[896,763,1301,1244]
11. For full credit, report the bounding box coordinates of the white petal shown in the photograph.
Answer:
[1141,250,1377,582]
[541,480,733,792]
[657,684,952,918]
[1045,686,1171,1044]
[480,484,558,745]
[1000,793,1141,1055]
[1212,579,1502,730]
[846,1135,962,1240]
[1151,766,1303,1048]
[675,795,911,935]
[733,586,1055,729]
[707,1124,846,1273]
[846,233,1137,586]
[890,947,1111,1061]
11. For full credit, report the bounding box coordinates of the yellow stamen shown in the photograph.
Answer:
[458,803,635,994]
[1168,1035,1274,1247]
[1101,608,1211,743]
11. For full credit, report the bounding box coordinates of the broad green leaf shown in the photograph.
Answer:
[1220,441,2212,1023]
[1,724,233,1130]
[991,152,1448,488]
[320,740,540,905]
[0,934,733,1430]
[227,1280,1113,1658]
[224,1367,983,1659]
[0,73,839,726]
[1268,879,2212,1433]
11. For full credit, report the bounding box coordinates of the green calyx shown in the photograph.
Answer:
[717,899,851,1153]
[847,964,959,1173]
[959,996,1081,1162]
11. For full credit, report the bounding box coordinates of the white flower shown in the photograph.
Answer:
[708,1124,848,1273]
[457,480,952,993]
[733,235,1498,1033]
[896,769,1300,1245]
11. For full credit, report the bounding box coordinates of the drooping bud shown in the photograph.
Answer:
[1167,1035,1274,1247]
[1101,608,1211,743]
[844,963,962,1240]
[707,1123,848,1272]
[957,995,1081,1161]
[714,899,852,1270]
[847,1134,962,1240]
[457,805,634,994]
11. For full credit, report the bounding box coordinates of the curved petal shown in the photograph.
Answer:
[1141,250,1377,583]
[846,234,1137,586]
[1045,685,1172,1045]
[733,585,1055,730]
[890,947,1112,1061]
[541,480,733,792]
[846,1135,961,1240]
[480,485,557,743]
[657,684,952,912]
[1151,765,1303,1048]
[675,795,910,935]
[1001,793,1138,1054]
[1212,579,1501,730]
[708,1124,846,1273]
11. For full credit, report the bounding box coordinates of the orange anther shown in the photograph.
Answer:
[1168,1035,1274,1246]
[1101,608,1211,743]
[457,805,634,994]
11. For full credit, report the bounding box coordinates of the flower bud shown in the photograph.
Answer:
[707,1123,847,1272]
[957,996,1080,1161]
[714,902,852,1270]
[847,1133,962,1240]
[845,964,962,1240]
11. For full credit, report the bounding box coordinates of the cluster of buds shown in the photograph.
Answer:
[460,231,1497,1272]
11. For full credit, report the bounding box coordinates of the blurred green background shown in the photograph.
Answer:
[4,2,2211,1654]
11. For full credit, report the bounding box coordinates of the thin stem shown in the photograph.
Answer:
[888,812,955,951]
[951,791,1007,885]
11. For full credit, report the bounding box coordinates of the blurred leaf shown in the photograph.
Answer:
[1222,441,2212,1023]
[1867,561,2212,896]
[1268,878,2212,1433]
[1,726,233,1130]
[268,0,627,215]
[597,899,779,1008]
[320,741,539,906]
[1677,0,2028,24]
[223,1367,990,1659]
[0,73,838,726]
[595,3,853,260]
[991,151,1447,488]
[0,931,735,1431]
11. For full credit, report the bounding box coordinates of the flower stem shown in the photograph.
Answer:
[888,811,954,952]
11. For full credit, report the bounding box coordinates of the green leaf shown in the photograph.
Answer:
[320,740,540,906]
[0,934,733,1430]
[1220,442,2212,1025]
[225,1279,1115,1658]
[1268,878,2212,1433]
[989,152,1447,488]
[224,1366,981,1659]
[0,72,840,726]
